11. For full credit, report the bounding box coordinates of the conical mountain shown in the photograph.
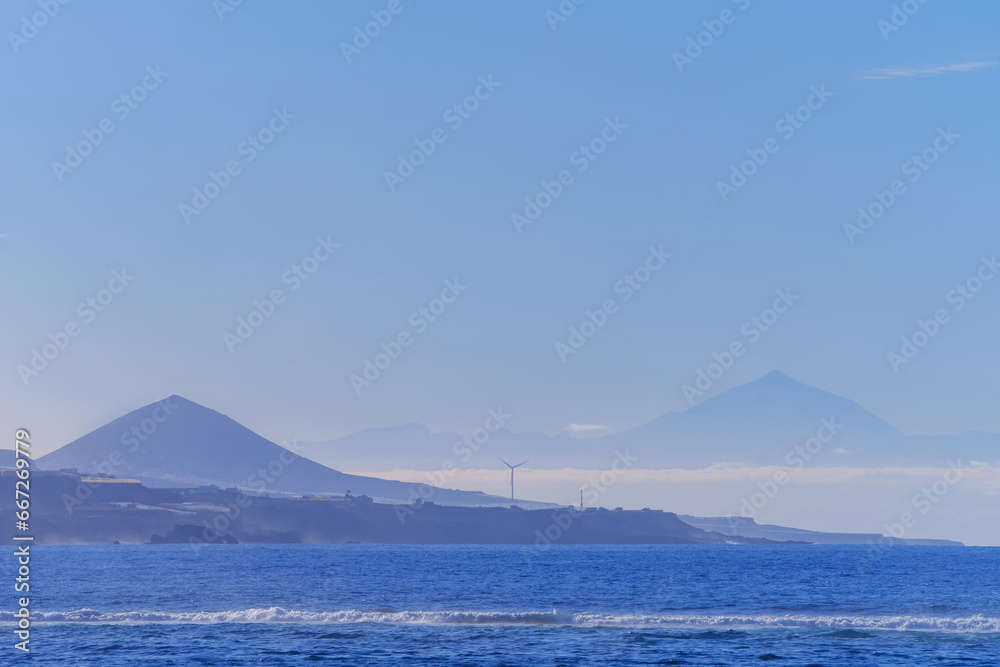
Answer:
[37,395,527,506]
[601,371,994,466]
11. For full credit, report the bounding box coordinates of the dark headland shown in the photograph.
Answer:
[0,470,777,546]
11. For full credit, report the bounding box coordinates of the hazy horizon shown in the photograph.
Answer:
[20,370,1000,546]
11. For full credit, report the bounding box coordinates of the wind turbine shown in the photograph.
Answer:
[498,457,528,501]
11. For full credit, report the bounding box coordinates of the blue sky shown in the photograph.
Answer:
[3,0,999,456]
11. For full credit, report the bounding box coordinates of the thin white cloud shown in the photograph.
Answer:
[858,61,998,80]
[566,423,608,433]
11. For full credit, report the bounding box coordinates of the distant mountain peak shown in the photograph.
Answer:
[692,370,845,409]
[161,394,205,408]
[593,368,911,467]
[756,370,798,384]
[730,370,818,396]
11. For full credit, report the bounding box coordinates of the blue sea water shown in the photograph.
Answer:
[2,544,999,665]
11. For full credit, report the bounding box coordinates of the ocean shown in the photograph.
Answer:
[3,544,998,665]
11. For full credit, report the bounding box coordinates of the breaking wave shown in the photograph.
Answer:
[7,608,1000,632]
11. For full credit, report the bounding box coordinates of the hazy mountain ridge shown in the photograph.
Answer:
[303,372,1000,470]
[298,423,586,472]
[31,372,1000,506]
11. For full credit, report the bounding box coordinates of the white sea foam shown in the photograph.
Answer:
[4,608,998,632]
